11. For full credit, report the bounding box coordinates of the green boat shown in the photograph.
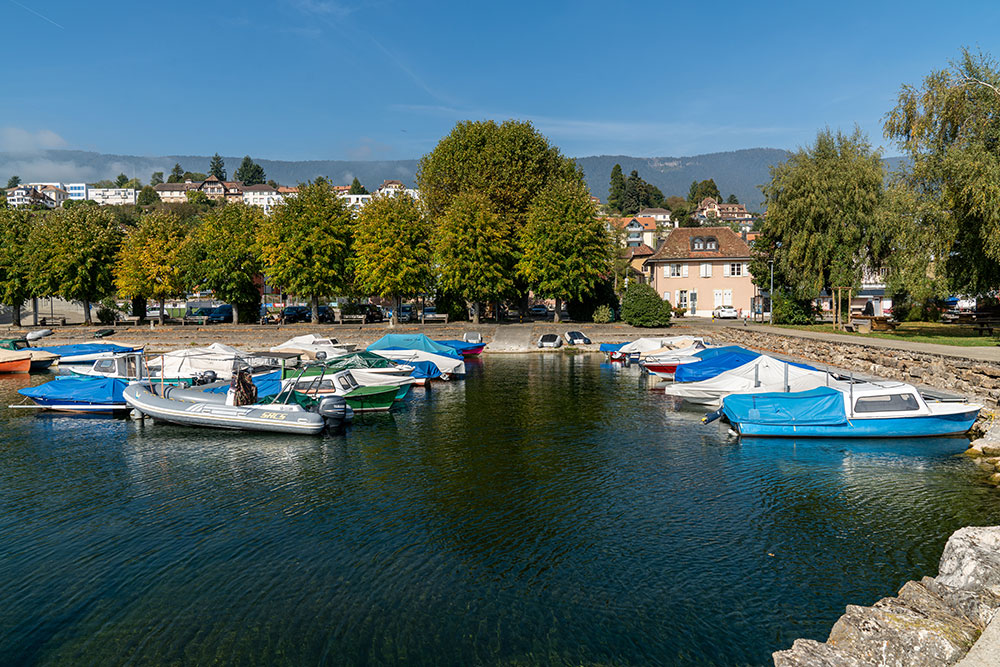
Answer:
[288,369,399,412]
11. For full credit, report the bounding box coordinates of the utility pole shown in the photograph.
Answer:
[768,260,774,324]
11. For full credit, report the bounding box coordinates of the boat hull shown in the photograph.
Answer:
[0,358,31,374]
[734,410,980,438]
[22,397,127,413]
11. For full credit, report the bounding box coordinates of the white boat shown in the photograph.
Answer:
[368,348,465,379]
[665,355,850,408]
[271,334,354,360]
[148,343,248,382]
[612,336,706,361]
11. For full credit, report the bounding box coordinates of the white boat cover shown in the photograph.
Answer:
[619,336,705,355]
[271,334,351,360]
[350,369,417,388]
[642,343,706,361]
[663,355,849,407]
[152,343,247,380]
[369,348,465,376]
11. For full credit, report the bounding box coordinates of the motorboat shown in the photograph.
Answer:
[148,343,249,382]
[30,341,142,364]
[283,369,400,412]
[607,336,706,362]
[435,339,485,357]
[713,383,981,438]
[563,331,591,345]
[123,381,351,434]
[73,350,236,386]
[0,339,59,371]
[0,349,34,373]
[367,334,464,379]
[15,376,129,412]
[537,334,562,348]
[673,347,763,382]
[664,355,850,408]
[270,334,355,360]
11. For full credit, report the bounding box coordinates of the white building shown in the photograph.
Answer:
[5,185,55,208]
[242,184,285,214]
[66,183,88,200]
[340,193,372,210]
[638,207,675,229]
[88,188,137,206]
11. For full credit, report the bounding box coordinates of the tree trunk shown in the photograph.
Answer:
[158,297,166,326]
[32,297,38,326]
[472,301,480,325]
[311,295,320,324]
[12,299,22,328]
[391,295,399,327]
[554,297,562,323]
[232,302,240,325]
[132,296,147,322]
[82,298,92,325]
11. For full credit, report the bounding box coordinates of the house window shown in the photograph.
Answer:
[706,238,718,250]
[693,237,704,250]
[700,263,712,278]
[729,263,744,276]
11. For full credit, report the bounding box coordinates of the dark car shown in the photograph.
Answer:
[398,304,415,322]
[187,307,213,317]
[282,305,311,323]
[206,304,233,323]
[361,304,384,323]
[318,306,337,323]
[529,305,549,318]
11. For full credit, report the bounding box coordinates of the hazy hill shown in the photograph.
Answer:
[1,147,905,212]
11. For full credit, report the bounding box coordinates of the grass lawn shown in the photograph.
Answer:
[773,321,999,347]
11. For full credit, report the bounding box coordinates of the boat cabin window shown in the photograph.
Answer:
[12,340,28,350]
[337,375,357,391]
[126,356,138,377]
[94,359,115,373]
[854,393,920,413]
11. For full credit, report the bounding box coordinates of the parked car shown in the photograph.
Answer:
[207,304,233,323]
[563,331,591,345]
[713,305,739,319]
[529,305,549,318]
[398,304,415,322]
[537,333,562,348]
[282,305,311,323]
[361,304,384,323]
[187,307,213,317]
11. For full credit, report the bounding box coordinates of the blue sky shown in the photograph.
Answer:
[2,0,999,161]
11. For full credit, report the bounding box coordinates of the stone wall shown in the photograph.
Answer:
[774,526,1000,666]
[708,327,1000,408]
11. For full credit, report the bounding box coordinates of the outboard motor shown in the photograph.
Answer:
[318,395,352,427]
[194,370,217,386]
[315,351,327,361]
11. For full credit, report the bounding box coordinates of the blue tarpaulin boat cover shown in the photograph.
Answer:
[32,343,136,357]
[204,371,283,398]
[722,386,848,426]
[19,376,128,404]
[599,343,626,352]
[675,351,761,382]
[367,334,461,359]
[693,345,753,360]
[435,340,482,353]
[391,360,441,380]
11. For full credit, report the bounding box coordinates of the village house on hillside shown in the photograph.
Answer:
[638,207,676,229]
[644,226,754,317]
[693,197,754,230]
[607,216,660,248]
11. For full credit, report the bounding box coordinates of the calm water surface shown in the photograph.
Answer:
[1,354,998,666]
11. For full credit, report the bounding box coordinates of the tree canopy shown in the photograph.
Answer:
[0,208,35,326]
[259,178,354,323]
[608,163,625,213]
[6,176,20,189]
[688,179,721,203]
[137,185,160,206]
[114,210,189,323]
[115,173,129,188]
[150,171,164,186]
[208,153,226,180]
[234,156,266,186]
[352,193,432,325]
[167,164,185,183]
[348,177,368,195]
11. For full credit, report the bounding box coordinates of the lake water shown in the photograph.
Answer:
[1,354,998,666]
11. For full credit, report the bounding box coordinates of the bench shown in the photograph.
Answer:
[851,315,897,333]
[182,316,209,326]
[421,313,449,324]
[39,316,67,326]
[339,314,366,324]
[974,319,1000,336]
[115,315,143,326]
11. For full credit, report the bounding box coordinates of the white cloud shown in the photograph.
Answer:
[0,127,67,153]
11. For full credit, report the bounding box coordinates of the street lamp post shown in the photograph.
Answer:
[768,260,774,324]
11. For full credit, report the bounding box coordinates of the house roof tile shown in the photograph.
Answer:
[645,226,752,261]
[607,216,657,232]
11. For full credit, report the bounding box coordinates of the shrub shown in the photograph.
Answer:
[672,306,687,318]
[621,282,672,327]
[771,290,816,325]
[592,304,614,323]
[567,278,619,322]
[96,297,123,325]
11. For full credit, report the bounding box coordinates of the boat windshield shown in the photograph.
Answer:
[854,393,921,413]
[93,359,115,373]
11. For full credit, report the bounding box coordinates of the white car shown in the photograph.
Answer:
[713,306,739,319]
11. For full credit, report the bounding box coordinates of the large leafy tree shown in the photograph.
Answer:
[150,171,164,186]
[114,210,189,324]
[883,48,1000,296]
[30,205,123,324]
[353,193,432,325]
[185,203,263,324]
[259,178,354,323]
[0,208,36,326]
[688,179,721,203]
[608,163,625,213]
[137,185,160,206]
[114,173,129,188]
[208,153,226,180]
[167,163,185,183]
[348,177,368,195]
[755,127,883,299]
[517,179,611,322]
[435,192,515,323]
[234,156,266,186]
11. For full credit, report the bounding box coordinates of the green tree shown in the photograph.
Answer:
[0,208,35,326]
[113,210,189,324]
[640,181,665,209]
[353,194,432,325]
[756,127,883,300]
[115,173,129,188]
[186,190,209,206]
[167,163,185,183]
[623,170,642,215]
[435,192,515,323]
[348,177,368,195]
[621,281,672,327]
[688,179,721,203]
[883,48,1000,296]
[234,155,266,186]
[29,205,123,324]
[208,153,226,180]
[259,178,354,323]
[123,178,142,190]
[517,179,611,322]
[183,171,207,182]
[608,163,625,213]
[150,171,164,186]
[7,176,20,189]
[186,203,263,324]
[726,194,739,204]
[137,185,161,206]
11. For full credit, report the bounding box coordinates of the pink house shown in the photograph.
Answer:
[644,226,755,316]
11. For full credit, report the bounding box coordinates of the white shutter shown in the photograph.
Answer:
[663,265,669,278]
[681,264,689,277]
[724,289,733,306]
[723,263,731,277]
[743,263,749,276]
[663,291,671,303]
[714,290,723,307]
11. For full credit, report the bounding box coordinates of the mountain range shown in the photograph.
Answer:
[0,148,906,212]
